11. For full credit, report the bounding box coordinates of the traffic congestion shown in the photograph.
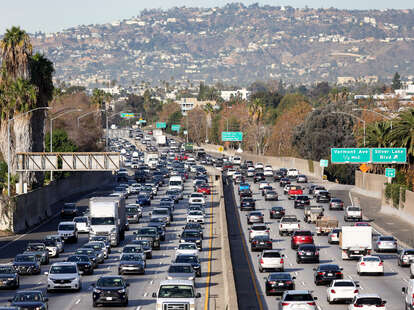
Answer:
[223,159,414,309]
[0,129,218,310]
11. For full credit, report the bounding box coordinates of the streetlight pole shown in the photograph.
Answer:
[7,107,51,196]
[352,108,393,130]
[331,111,366,147]
[49,108,82,181]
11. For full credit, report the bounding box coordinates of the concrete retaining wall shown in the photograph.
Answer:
[1,171,113,233]
[355,171,387,199]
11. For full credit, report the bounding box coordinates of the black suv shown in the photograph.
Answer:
[294,195,310,209]
[253,173,265,183]
[313,264,343,285]
[240,198,256,211]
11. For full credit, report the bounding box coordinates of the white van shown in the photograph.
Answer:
[169,176,183,192]
[233,156,242,165]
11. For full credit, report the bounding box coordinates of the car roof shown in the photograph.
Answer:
[355,293,382,298]
[59,221,75,225]
[285,290,312,295]
[51,262,77,266]
[159,279,194,286]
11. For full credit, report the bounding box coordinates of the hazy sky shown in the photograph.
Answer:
[1,0,413,34]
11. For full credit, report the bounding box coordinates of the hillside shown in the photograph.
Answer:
[30,4,414,87]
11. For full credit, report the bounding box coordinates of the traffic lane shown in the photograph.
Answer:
[268,179,405,309]
[0,185,114,261]
[235,178,405,310]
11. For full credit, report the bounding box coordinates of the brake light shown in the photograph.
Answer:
[266,241,272,245]
[281,303,289,306]
[354,305,363,308]
[376,305,385,308]
[336,272,342,275]
[285,281,292,284]
[280,258,284,264]
[307,302,316,306]
[360,262,365,266]
[379,261,383,266]
[317,272,324,275]
[268,281,276,285]
[354,289,359,294]
[377,242,381,245]
[330,289,336,294]
[260,259,264,264]
[315,251,319,255]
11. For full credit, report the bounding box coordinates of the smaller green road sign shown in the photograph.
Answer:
[372,148,406,164]
[320,159,329,167]
[156,122,166,129]
[120,113,135,118]
[171,124,181,132]
[221,131,243,142]
[331,148,371,164]
[385,168,396,178]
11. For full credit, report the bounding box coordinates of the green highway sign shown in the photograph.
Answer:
[372,148,406,164]
[120,113,135,118]
[156,122,166,129]
[385,168,396,178]
[221,131,243,142]
[331,148,371,164]
[320,159,329,167]
[171,124,181,132]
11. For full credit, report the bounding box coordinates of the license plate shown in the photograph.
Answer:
[354,251,360,254]
[278,283,284,286]
[106,297,113,301]
[327,273,333,276]
[306,252,311,255]
[260,242,264,245]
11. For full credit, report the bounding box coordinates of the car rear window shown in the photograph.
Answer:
[349,207,361,211]
[262,252,281,258]
[252,225,267,231]
[355,298,382,306]
[284,294,313,302]
[295,231,312,236]
[379,236,394,241]
[333,281,354,287]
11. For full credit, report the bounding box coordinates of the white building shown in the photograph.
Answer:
[177,98,216,115]
[220,88,251,101]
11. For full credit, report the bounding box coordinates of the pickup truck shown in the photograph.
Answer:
[278,215,301,236]
[344,206,363,222]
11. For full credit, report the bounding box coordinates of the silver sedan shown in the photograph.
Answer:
[375,235,397,252]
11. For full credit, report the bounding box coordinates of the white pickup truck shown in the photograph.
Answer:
[153,280,201,310]
[278,215,301,236]
[344,206,363,222]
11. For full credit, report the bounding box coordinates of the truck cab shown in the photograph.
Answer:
[153,280,201,310]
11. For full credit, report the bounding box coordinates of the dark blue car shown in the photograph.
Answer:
[136,194,151,206]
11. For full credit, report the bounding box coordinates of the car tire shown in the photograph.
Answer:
[259,266,263,273]
[93,301,98,307]
[266,290,270,296]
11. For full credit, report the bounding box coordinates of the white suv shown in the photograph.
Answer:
[258,250,284,272]
[278,290,318,309]
[57,222,78,243]
[46,262,81,292]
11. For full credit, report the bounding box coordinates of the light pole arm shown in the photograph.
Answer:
[331,111,366,147]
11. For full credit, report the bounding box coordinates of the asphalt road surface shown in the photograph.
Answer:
[226,174,408,310]
[0,172,216,310]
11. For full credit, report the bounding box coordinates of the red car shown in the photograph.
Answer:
[197,185,211,195]
[288,188,303,200]
[291,230,314,249]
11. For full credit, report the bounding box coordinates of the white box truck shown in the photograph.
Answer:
[153,129,163,136]
[144,152,159,169]
[155,135,166,146]
[89,196,127,246]
[340,226,372,260]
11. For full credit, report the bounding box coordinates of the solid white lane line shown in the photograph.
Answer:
[144,292,148,297]
[75,299,81,304]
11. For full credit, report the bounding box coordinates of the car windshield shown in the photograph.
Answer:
[183,231,200,238]
[13,292,43,302]
[126,207,137,213]
[170,181,182,185]
[90,217,115,225]
[138,228,156,234]
[153,209,168,215]
[74,217,87,223]
[97,277,124,287]
[27,244,44,251]
[67,256,89,263]
[158,285,194,298]
[176,256,198,263]
[121,254,142,261]
[404,250,414,255]
[284,294,313,301]
[333,281,354,287]
[169,265,193,273]
[0,266,14,273]
[44,240,56,246]
[15,255,36,262]
[50,265,77,274]
[355,298,382,306]
[58,224,75,230]
[123,246,142,253]
[179,244,196,250]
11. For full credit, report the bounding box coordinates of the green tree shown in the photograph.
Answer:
[45,129,78,152]
[91,88,111,109]
[364,121,392,148]
[392,72,402,91]
[388,109,414,164]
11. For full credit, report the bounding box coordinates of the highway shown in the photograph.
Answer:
[0,168,217,309]
[225,173,408,310]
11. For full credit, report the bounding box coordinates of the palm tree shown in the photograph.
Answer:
[364,121,392,148]
[389,109,414,163]
[0,26,32,81]
[248,98,264,124]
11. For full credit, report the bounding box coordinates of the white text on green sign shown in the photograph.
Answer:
[120,113,135,118]
[372,148,406,164]
[156,122,166,129]
[221,131,243,142]
[331,148,371,163]
[171,125,181,132]
[385,168,396,178]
